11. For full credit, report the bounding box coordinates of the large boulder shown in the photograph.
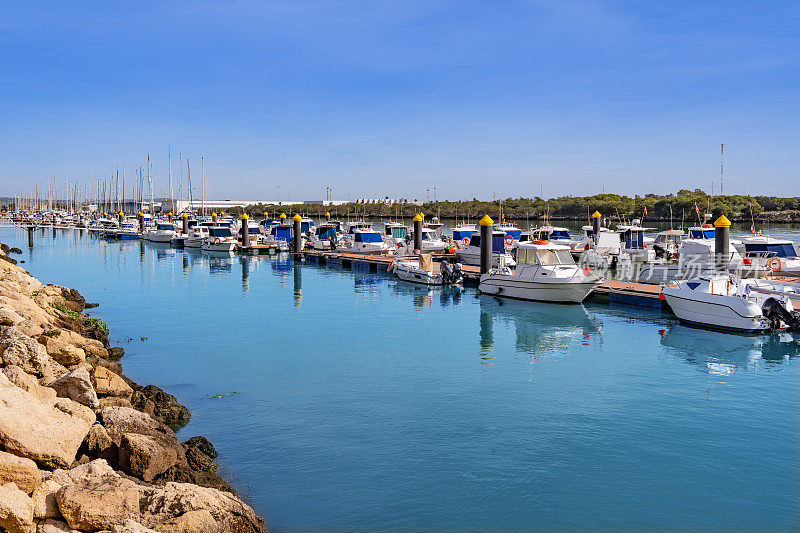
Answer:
[32,479,62,520]
[0,481,35,533]
[0,373,91,468]
[92,366,133,400]
[47,397,96,426]
[2,365,56,401]
[153,509,219,533]
[130,385,190,429]
[119,433,180,482]
[111,519,159,532]
[40,336,86,367]
[0,450,41,495]
[182,437,217,460]
[0,326,66,382]
[80,424,117,464]
[48,367,99,409]
[36,519,81,532]
[99,407,181,449]
[141,482,266,533]
[0,305,24,326]
[55,474,140,531]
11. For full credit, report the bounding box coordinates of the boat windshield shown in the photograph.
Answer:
[157,224,174,231]
[744,243,796,258]
[392,227,408,239]
[317,227,336,240]
[355,232,383,243]
[551,230,571,240]
[210,227,232,238]
[421,230,436,241]
[519,248,575,266]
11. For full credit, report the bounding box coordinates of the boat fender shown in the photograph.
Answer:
[582,266,593,276]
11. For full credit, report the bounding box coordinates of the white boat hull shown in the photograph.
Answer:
[393,263,449,285]
[662,289,769,332]
[456,248,514,267]
[479,276,599,303]
[202,240,236,252]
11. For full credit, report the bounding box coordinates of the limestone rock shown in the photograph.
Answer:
[41,337,86,367]
[0,326,66,381]
[130,385,190,429]
[111,519,159,532]
[182,437,217,460]
[0,481,35,533]
[56,474,140,531]
[47,397,96,426]
[36,519,81,532]
[141,482,266,533]
[32,478,62,520]
[99,396,134,409]
[0,379,91,468]
[0,451,41,495]
[0,305,24,326]
[2,365,57,401]
[99,407,181,449]
[80,424,117,464]
[48,459,115,486]
[184,447,214,474]
[92,365,133,400]
[119,433,179,482]
[48,367,99,409]
[153,509,219,533]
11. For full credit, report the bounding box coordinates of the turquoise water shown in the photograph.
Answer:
[3,226,799,532]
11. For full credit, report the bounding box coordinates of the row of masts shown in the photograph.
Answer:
[10,149,209,216]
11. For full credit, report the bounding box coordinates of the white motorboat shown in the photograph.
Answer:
[309,222,343,250]
[456,231,515,267]
[493,223,522,244]
[185,226,210,248]
[741,236,800,275]
[147,222,176,243]
[661,275,800,333]
[398,227,447,254]
[526,225,577,248]
[479,241,601,303]
[202,226,237,252]
[389,254,463,286]
[382,221,409,251]
[617,219,656,262]
[342,228,392,254]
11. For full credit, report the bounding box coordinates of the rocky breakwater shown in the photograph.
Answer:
[0,244,267,533]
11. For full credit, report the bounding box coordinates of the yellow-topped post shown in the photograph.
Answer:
[117,212,124,225]
[325,211,331,221]
[137,212,145,233]
[181,212,189,235]
[714,215,731,272]
[211,212,218,224]
[280,213,287,223]
[412,213,424,252]
[480,215,495,274]
[292,213,303,254]
[240,213,250,248]
[592,211,602,242]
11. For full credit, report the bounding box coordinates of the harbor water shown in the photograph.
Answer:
[3,226,798,532]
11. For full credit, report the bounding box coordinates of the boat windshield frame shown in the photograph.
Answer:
[518,247,576,266]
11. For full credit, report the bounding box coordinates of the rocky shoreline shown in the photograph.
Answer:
[0,243,267,532]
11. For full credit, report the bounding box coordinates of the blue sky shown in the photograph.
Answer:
[1,0,798,201]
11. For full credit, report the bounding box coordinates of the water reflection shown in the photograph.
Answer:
[478,296,603,360]
[241,256,250,293]
[660,324,800,374]
[293,261,302,307]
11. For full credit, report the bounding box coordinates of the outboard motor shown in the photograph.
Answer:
[762,297,800,332]
[441,261,463,285]
[653,243,667,259]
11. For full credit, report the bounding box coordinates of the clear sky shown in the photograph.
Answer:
[1,0,798,201]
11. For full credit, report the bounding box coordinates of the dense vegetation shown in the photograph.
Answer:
[227,190,800,223]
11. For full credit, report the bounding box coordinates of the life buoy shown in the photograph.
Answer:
[583,266,593,276]
[532,239,549,245]
[214,238,221,245]
[397,242,403,248]
[769,257,782,271]
[505,235,513,246]
[462,237,470,245]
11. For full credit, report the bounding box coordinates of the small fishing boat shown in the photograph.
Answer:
[741,236,800,275]
[617,219,656,262]
[310,222,342,250]
[389,254,463,286]
[398,227,447,254]
[342,228,392,254]
[382,221,409,251]
[661,275,800,333]
[202,226,237,252]
[479,241,601,303]
[451,224,477,244]
[185,226,210,248]
[147,222,176,243]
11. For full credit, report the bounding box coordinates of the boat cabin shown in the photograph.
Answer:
[209,226,233,238]
[353,230,384,244]
[452,227,476,241]
[467,232,507,253]
[270,225,293,242]
[743,239,797,258]
[516,243,576,266]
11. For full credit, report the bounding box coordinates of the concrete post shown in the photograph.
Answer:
[27,226,34,247]
[479,214,494,274]
[240,213,249,248]
[138,212,145,233]
[292,213,302,254]
[325,211,331,221]
[412,214,423,253]
[714,215,731,272]
[182,213,189,235]
[592,211,601,243]
[212,212,218,224]
[118,212,124,226]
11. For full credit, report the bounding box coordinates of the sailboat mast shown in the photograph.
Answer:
[168,146,173,215]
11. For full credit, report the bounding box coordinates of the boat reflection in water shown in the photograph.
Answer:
[659,324,800,374]
[390,280,463,309]
[478,295,603,360]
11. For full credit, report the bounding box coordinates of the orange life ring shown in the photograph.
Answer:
[769,257,782,271]
[532,239,549,245]
[505,235,513,246]
[214,238,221,245]
[462,237,470,245]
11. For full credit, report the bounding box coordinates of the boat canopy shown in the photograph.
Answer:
[316,226,337,240]
[744,242,797,258]
[452,229,476,241]
[467,233,506,253]
[499,228,522,240]
[210,227,232,238]
[354,231,383,243]
[157,223,174,231]
[301,220,315,233]
[688,228,716,239]
[271,225,293,242]
[621,230,645,249]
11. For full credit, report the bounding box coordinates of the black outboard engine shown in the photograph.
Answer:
[441,261,463,285]
[653,243,667,259]
[762,298,800,332]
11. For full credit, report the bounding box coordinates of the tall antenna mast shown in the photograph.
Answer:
[168,146,173,215]
[720,143,724,196]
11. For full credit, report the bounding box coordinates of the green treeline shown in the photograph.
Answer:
[227,189,800,222]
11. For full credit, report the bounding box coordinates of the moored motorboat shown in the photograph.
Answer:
[201,226,237,252]
[479,241,601,303]
[389,254,463,286]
